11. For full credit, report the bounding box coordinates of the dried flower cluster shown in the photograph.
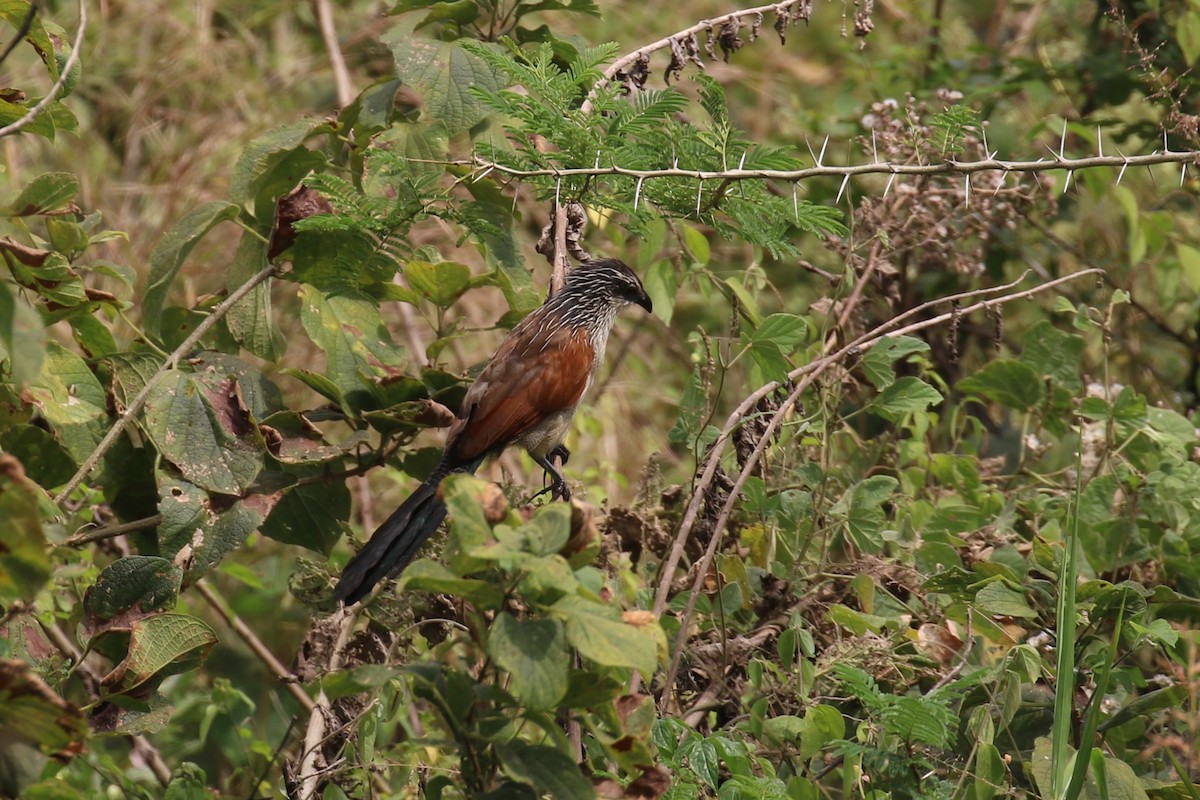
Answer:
[616,0,820,93]
[829,91,1056,321]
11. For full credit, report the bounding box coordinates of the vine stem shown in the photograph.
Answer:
[653,268,1104,709]
[0,0,87,138]
[52,263,282,507]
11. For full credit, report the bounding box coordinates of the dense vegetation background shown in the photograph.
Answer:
[2,0,1200,798]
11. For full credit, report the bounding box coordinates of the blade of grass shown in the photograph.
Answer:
[1062,597,1124,800]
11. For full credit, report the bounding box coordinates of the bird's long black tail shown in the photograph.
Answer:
[334,461,480,605]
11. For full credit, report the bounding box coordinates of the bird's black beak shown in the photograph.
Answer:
[637,291,653,313]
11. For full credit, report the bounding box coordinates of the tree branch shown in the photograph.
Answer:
[0,0,86,139]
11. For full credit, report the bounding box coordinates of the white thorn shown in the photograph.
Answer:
[1182,162,1188,187]
[965,174,971,208]
[1164,129,1171,154]
[792,183,799,221]
[836,173,850,204]
[872,130,879,164]
[1063,170,1073,193]
[511,183,520,212]
[817,136,829,167]
[993,169,1007,196]
[1097,126,1103,158]
[1117,161,1128,186]
[634,176,644,210]
[1045,145,1061,161]
[473,165,495,183]
[1059,118,1068,158]
[738,151,747,170]
[981,127,989,160]
[595,150,601,169]
[696,179,703,215]
[884,171,896,197]
[804,136,817,164]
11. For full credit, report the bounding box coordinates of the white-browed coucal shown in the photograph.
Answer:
[335,258,653,604]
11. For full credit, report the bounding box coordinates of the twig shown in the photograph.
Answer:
[655,268,1104,709]
[579,0,812,114]
[312,0,354,108]
[297,606,357,800]
[193,580,315,713]
[0,0,39,72]
[0,0,86,138]
[53,263,282,507]
[413,148,1200,184]
[65,514,163,547]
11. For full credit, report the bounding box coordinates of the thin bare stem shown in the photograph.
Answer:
[312,0,354,108]
[0,0,86,138]
[297,607,358,800]
[53,263,282,507]
[65,514,163,547]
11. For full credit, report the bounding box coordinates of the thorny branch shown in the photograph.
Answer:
[427,147,1200,187]
[652,267,1105,709]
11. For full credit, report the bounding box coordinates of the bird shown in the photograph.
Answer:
[334,258,653,604]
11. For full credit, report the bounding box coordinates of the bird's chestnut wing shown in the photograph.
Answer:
[444,318,594,464]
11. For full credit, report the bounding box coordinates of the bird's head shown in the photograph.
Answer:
[566,258,653,314]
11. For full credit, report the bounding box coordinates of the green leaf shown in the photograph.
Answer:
[869,376,943,422]
[487,613,569,709]
[9,172,78,215]
[682,224,710,265]
[0,659,87,768]
[957,359,1044,411]
[751,313,809,349]
[225,233,285,360]
[230,120,327,205]
[260,479,349,555]
[496,740,592,800]
[801,705,845,760]
[0,425,74,488]
[383,22,505,134]
[110,613,218,694]
[0,280,46,386]
[643,260,676,325]
[142,202,240,339]
[0,461,50,601]
[142,372,264,495]
[861,335,930,390]
[156,476,277,581]
[26,343,109,466]
[87,558,183,623]
[398,560,504,607]
[975,581,1038,619]
[1019,320,1085,391]
[553,595,658,676]
[298,285,404,398]
[405,260,472,307]
[974,742,1006,800]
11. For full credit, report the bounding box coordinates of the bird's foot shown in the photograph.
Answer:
[547,444,570,466]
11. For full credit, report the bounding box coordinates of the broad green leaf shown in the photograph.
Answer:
[496,740,592,800]
[398,559,504,607]
[975,581,1037,619]
[321,664,406,699]
[643,260,676,325]
[162,764,208,800]
[0,98,55,139]
[260,479,349,555]
[861,335,930,390]
[525,503,571,556]
[840,475,896,554]
[974,742,1006,800]
[0,2,59,81]
[487,613,568,709]
[0,659,87,764]
[142,372,264,495]
[9,172,78,215]
[83,556,182,622]
[230,120,327,205]
[682,224,710,264]
[142,202,240,339]
[0,424,73,488]
[0,280,45,386]
[405,260,471,307]
[800,705,845,760]
[957,359,1044,411]
[110,613,217,694]
[26,343,109,465]
[869,376,943,422]
[298,285,404,398]
[752,313,809,349]
[553,595,658,676]
[0,460,50,600]
[383,22,505,134]
[156,476,277,581]
[225,233,285,360]
[1019,321,1085,391]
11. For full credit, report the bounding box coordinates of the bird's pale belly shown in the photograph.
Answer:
[518,405,577,458]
